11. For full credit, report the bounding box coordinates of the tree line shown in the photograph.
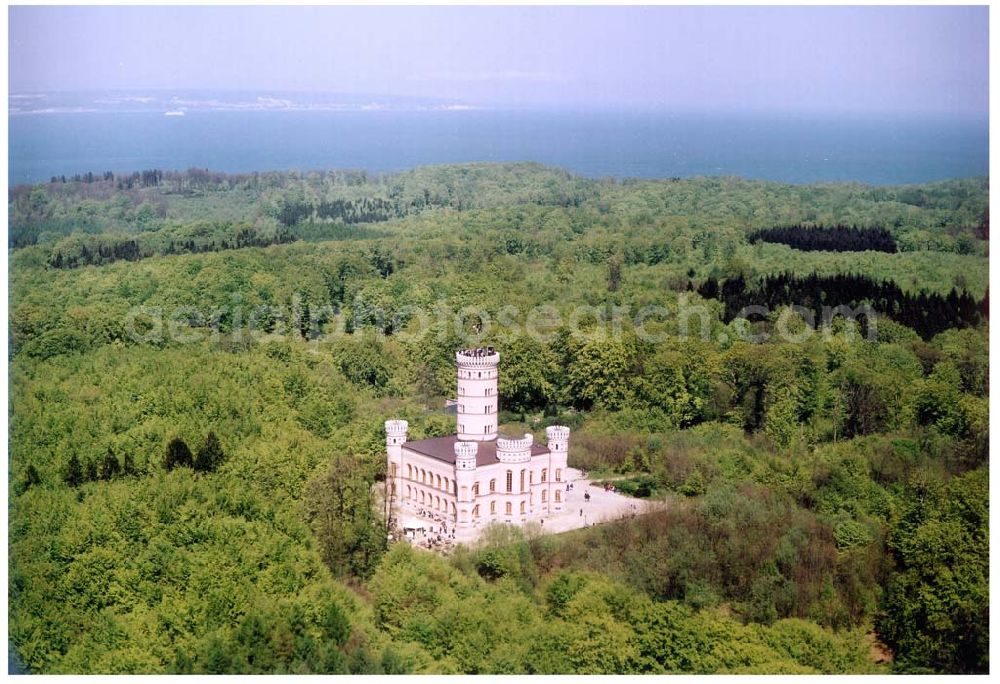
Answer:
[46,226,298,269]
[747,224,898,253]
[697,272,985,340]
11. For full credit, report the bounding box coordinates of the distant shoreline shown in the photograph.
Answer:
[9,110,987,187]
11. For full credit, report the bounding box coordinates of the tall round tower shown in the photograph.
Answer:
[455,347,499,441]
[385,419,409,510]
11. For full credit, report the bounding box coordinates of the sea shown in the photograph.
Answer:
[7,109,989,187]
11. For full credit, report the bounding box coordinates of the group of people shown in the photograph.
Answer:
[418,531,456,551]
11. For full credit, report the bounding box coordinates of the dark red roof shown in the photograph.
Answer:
[403,434,549,467]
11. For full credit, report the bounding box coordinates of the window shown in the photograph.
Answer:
[444,477,450,493]
[506,502,512,515]
[541,469,547,483]
[451,502,456,516]
[529,471,533,485]
[489,479,496,493]
[485,425,489,434]
[506,471,513,492]
[520,501,526,515]
[491,501,496,514]
[473,505,480,518]
[391,483,396,496]
[436,474,441,489]
[541,489,547,503]
[406,485,411,499]
[420,469,426,483]
[420,491,426,504]
[407,465,412,479]
[390,464,396,477]
[473,482,480,496]
[520,469,526,492]
[460,423,465,433]
[555,469,562,482]
[453,482,457,495]
[555,490,561,503]
[461,486,468,499]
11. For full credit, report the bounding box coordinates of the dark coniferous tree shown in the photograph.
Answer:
[165,438,194,470]
[99,448,121,480]
[193,432,225,473]
[64,454,84,488]
[22,465,42,492]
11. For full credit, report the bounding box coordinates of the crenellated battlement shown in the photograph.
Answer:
[385,419,409,435]
[454,441,479,459]
[545,425,570,444]
[456,347,500,369]
[497,432,534,453]
[454,440,478,471]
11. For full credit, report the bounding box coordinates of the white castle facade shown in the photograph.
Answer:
[386,347,570,532]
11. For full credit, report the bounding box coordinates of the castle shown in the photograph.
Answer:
[386,347,570,533]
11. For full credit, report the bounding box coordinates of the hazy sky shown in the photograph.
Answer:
[8,5,989,117]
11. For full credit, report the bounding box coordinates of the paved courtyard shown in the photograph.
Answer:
[398,467,663,552]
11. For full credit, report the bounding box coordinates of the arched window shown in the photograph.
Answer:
[406,485,411,499]
[435,496,440,510]
[420,468,426,483]
[541,468,547,483]
[529,471,534,485]
[472,505,480,518]
[444,477,450,493]
[391,483,396,496]
[520,501,526,514]
[436,474,441,489]
[453,481,457,495]
[555,490,561,503]
[541,489,547,503]
[520,469,526,492]
[555,469,562,482]
[407,464,412,479]
[489,479,496,493]
[421,491,426,504]
[473,482,480,496]
[451,502,456,516]
[491,501,496,514]
[505,502,512,515]
[506,470,513,492]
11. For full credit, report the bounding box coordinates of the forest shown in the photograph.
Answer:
[747,224,899,253]
[7,163,989,674]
